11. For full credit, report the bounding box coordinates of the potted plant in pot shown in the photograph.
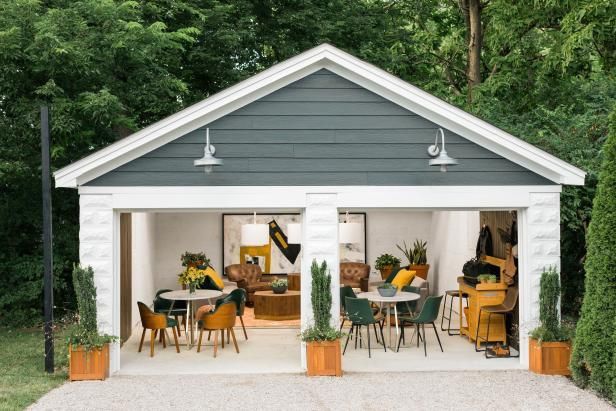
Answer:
[270,278,288,294]
[374,253,401,280]
[300,260,344,376]
[67,265,117,381]
[529,267,572,375]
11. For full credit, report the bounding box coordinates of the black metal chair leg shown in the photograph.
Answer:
[372,323,380,344]
[396,323,403,352]
[432,322,444,352]
[416,324,420,347]
[485,312,492,358]
[475,308,484,352]
[367,325,371,358]
[380,323,387,353]
[340,318,345,332]
[354,324,359,349]
[440,293,449,331]
[343,325,352,355]
[422,324,427,356]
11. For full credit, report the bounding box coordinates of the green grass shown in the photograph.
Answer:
[0,327,68,410]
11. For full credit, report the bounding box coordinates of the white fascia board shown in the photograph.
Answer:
[79,185,561,211]
[56,43,585,187]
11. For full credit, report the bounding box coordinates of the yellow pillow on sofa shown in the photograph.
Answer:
[391,269,416,290]
[204,266,225,289]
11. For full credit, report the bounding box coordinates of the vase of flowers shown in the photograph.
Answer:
[180,251,209,269]
[179,266,208,293]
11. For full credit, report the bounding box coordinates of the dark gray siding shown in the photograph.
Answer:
[86,70,551,186]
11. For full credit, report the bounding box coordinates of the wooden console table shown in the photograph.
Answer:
[458,277,507,345]
[253,290,301,321]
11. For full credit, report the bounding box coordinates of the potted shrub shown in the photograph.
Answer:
[375,253,401,280]
[529,267,572,375]
[300,260,344,376]
[397,239,430,279]
[68,265,117,381]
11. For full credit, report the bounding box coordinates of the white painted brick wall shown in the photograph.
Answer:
[519,192,561,368]
[79,194,114,335]
[301,193,340,332]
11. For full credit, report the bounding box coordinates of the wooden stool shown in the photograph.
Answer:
[440,290,469,335]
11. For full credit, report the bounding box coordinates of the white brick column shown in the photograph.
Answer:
[300,193,340,368]
[518,192,561,367]
[79,194,119,372]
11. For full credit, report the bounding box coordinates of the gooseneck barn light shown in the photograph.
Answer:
[194,128,223,173]
[427,128,458,172]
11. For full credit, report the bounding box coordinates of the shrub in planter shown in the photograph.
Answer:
[68,265,116,381]
[571,111,616,398]
[529,267,572,375]
[300,260,344,376]
[374,254,401,280]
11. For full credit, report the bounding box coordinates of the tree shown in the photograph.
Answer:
[570,107,616,398]
[0,0,198,324]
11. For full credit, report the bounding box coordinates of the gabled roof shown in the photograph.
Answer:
[54,44,585,187]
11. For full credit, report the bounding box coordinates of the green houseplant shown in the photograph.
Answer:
[300,260,344,376]
[529,267,572,375]
[397,239,430,280]
[374,253,401,280]
[67,264,117,381]
[180,251,209,268]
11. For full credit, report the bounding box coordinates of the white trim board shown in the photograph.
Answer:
[78,185,561,210]
[55,44,585,187]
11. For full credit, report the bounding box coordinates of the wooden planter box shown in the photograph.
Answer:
[306,340,342,377]
[529,338,571,375]
[69,344,110,381]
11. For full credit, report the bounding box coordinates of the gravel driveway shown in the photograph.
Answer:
[29,371,611,410]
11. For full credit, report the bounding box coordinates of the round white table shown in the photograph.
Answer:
[356,291,420,349]
[160,289,223,349]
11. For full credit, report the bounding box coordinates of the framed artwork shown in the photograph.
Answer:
[222,212,367,274]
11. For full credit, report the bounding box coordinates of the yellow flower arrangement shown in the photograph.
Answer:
[178,266,208,286]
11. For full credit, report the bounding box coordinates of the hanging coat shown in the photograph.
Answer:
[476,225,493,259]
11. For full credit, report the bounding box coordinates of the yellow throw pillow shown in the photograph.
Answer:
[391,269,416,290]
[204,266,225,289]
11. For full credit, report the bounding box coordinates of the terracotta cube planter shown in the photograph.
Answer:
[529,338,571,375]
[306,340,342,377]
[69,344,110,381]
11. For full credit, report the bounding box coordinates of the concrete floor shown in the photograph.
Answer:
[120,323,521,375]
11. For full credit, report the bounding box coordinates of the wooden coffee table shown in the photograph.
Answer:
[253,290,301,321]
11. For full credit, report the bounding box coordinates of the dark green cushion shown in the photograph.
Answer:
[166,317,178,327]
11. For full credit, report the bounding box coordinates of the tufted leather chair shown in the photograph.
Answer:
[224,264,271,306]
[340,262,371,292]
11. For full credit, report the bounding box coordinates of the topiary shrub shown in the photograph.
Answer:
[570,107,616,398]
[300,259,344,342]
[72,264,97,333]
[529,267,570,342]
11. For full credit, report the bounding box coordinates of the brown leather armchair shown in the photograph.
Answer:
[224,264,271,306]
[340,262,371,292]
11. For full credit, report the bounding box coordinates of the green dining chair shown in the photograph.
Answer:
[153,289,187,337]
[339,286,357,332]
[343,297,386,358]
[214,288,248,340]
[396,295,444,356]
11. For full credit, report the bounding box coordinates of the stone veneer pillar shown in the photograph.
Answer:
[78,194,119,371]
[300,193,340,368]
[518,191,561,367]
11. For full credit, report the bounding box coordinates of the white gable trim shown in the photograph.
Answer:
[54,44,585,187]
